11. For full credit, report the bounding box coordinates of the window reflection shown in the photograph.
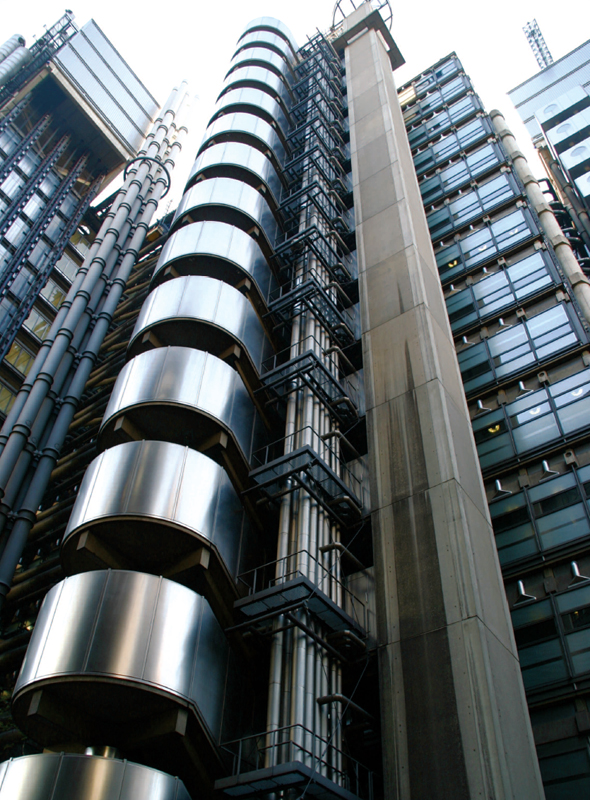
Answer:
[437,209,538,283]
[473,369,590,470]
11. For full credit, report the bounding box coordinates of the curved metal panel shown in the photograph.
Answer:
[219,66,292,108]
[234,30,295,64]
[227,47,292,82]
[0,753,191,800]
[171,177,279,257]
[151,220,275,304]
[100,347,259,466]
[239,17,298,54]
[187,141,283,207]
[210,87,290,140]
[128,276,273,380]
[62,440,249,580]
[13,571,232,746]
[199,112,286,167]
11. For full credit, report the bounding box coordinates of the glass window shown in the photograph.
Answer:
[473,369,590,471]
[0,128,21,158]
[22,192,46,223]
[413,118,492,175]
[70,227,92,255]
[10,266,35,300]
[55,252,79,281]
[436,209,538,284]
[538,738,590,800]
[5,340,35,375]
[40,279,65,309]
[38,172,60,199]
[428,174,519,239]
[0,382,15,414]
[0,171,25,199]
[45,214,67,242]
[59,193,79,219]
[23,307,51,340]
[459,304,580,395]
[490,468,590,566]
[4,215,30,247]
[17,150,40,177]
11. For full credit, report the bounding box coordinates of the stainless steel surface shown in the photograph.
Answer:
[188,141,283,207]
[219,66,292,108]
[62,440,248,578]
[199,112,286,167]
[151,220,274,304]
[228,47,292,81]
[211,88,290,138]
[13,570,231,744]
[172,177,279,255]
[99,347,259,463]
[239,17,298,53]
[129,275,273,375]
[235,30,296,64]
[0,753,191,800]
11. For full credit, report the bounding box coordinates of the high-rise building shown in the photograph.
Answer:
[0,13,158,420]
[2,3,590,799]
[508,39,590,268]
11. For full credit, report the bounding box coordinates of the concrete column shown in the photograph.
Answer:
[334,7,545,799]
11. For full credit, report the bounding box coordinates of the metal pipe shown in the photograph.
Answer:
[316,693,374,721]
[0,101,188,608]
[0,46,32,88]
[0,90,185,493]
[0,35,25,65]
[490,109,590,323]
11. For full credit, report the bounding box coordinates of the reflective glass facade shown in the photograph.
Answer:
[400,52,590,799]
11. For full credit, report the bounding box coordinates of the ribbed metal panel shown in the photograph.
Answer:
[188,141,283,205]
[151,220,274,301]
[211,87,290,138]
[0,753,191,800]
[199,112,286,167]
[13,570,232,745]
[128,275,273,377]
[100,347,261,463]
[62,440,249,579]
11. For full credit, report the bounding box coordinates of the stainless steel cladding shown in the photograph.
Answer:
[99,347,261,464]
[199,112,286,167]
[128,276,274,380]
[239,17,298,54]
[211,88,290,138]
[235,30,297,64]
[227,47,293,81]
[219,67,293,108]
[0,753,192,800]
[172,177,279,256]
[61,440,248,579]
[151,220,275,303]
[13,570,232,746]
[188,141,283,207]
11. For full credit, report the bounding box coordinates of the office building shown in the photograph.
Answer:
[508,38,590,268]
[0,12,158,417]
[2,3,590,799]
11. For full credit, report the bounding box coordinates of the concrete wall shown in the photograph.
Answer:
[339,6,545,798]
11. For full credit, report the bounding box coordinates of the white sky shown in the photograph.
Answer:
[2,0,589,211]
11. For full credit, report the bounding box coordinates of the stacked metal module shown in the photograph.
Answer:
[0,16,374,800]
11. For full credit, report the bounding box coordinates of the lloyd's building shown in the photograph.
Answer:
[1,2,590,798]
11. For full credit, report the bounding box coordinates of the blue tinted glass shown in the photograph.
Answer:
[566,629,590,674]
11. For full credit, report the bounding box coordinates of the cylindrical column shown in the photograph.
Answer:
[491,108,590,323]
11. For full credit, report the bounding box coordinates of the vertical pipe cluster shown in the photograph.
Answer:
[0,86,203,800]
[259,27,360,784]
